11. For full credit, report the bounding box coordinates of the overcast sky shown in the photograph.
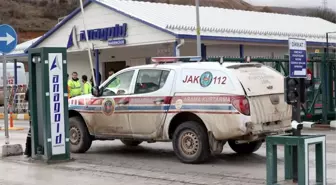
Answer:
[245,0,336,10]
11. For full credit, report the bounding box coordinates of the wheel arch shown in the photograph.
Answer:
[68,110,92,134]
[167,111,209,139]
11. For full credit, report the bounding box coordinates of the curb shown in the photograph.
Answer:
[0,114,29,120]
[302,121,336,130]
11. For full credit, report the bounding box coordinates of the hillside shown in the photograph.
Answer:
[0,0,259,33]
[0,0,335,43]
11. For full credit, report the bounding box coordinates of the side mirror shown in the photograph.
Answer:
[91,86,100,97]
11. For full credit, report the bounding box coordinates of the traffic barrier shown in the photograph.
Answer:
[0,113,29,120]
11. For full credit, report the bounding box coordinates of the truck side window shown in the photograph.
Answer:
[103,70,134,96]
[134,69,170,94]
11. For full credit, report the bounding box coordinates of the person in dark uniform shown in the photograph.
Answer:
[90,68,102,87]
[24,89,31,157]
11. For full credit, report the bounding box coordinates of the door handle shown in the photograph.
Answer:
[118,99,129,105]
[153,98,164,104]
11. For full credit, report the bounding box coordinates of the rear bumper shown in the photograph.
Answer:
[211,119,292,141]
[247,119,293,136]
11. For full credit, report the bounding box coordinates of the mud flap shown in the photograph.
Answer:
[208,132,226,155]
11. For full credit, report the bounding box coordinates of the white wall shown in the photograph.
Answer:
[37,2,175,50]
[66,43,176,82]
[181,42,324,58]
[207,44,240,57]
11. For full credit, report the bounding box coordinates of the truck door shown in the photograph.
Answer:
[128,69,174,137]
[93,70,136,136]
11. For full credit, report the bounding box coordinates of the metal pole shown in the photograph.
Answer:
[79,0,96,87]
[292,102,301,182]
[291,78,305,182]
[326,33,330,112]
[195,0,201,58]
[14,59,17,85]
[94,49,100,86]
[3,54,9,144]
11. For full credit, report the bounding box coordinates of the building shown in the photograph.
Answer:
[7,0,336,82]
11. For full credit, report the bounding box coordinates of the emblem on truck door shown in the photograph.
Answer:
[102,98,115,116]
[269,95,280,105]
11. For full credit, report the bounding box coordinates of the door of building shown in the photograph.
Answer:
[104,61,126,79]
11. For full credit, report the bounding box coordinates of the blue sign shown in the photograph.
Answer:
[67,23,127,48]
[288,38,307,78]
[0,24,18,54]
[108,39,126,46]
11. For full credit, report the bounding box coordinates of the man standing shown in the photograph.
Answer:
[82,75,91,95]
[67,74,71,99]
[108,68,115,77]
[90,68,101,87]
[68,72,82,97]
[107,68,120,88]
[24,89,31,157]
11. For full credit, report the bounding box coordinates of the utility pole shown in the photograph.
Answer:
[322,0,328,10]
[195,0,201,57]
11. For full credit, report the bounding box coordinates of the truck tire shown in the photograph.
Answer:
[172,121,210,164]
[121,139,143,146]
[228,140,262,154]
[69,116,92,153]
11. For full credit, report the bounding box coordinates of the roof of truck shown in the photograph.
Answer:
[127,61,242,71]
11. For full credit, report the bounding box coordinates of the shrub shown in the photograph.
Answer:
[39,0,48,7]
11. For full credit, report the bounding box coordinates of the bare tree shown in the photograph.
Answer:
[308,8,336,23]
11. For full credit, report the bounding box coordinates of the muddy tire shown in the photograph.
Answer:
[228,140,262,154]
[121,140,143,146]
[69,116,92,153]
[172,121,210,164]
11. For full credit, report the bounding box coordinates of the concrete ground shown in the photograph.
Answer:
[0,120,336,185]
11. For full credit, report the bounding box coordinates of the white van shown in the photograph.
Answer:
[0,62,27,105]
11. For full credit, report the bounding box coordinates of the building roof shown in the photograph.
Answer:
[96,0,336,43]
[27,0,336,52]
[7,36,41,58]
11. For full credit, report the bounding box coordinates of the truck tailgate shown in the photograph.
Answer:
[227,63,291,124]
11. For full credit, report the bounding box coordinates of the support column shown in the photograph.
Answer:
[14,59,18,85]
[174,41,178,56]
[201,43,206,60]
[239,44,244,58]
[13,59,18,107]
[94,49,100,86]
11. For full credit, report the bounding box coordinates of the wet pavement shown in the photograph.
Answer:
[0,120,336,185]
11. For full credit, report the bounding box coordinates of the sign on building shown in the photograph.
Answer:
[288,38,307,78]
[67,23,128,48]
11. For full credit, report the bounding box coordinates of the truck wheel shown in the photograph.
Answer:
[172,121,210,164]
[121,139,143,146]
[69,116,92,153]
[228,140,262,154]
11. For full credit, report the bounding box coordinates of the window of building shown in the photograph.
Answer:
[134,69,170,94]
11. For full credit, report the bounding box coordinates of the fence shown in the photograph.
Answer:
[6,85,28,114]
[207,52,336,124]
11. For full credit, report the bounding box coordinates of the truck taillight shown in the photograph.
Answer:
[232,96,250,116]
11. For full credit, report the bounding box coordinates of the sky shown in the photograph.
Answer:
[245,0,336,10]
